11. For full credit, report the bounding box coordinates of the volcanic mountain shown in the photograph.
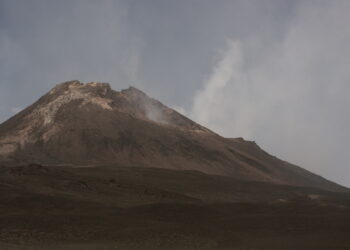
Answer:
[0,80,344,191]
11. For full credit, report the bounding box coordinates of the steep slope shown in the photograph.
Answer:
[0,80,345,191]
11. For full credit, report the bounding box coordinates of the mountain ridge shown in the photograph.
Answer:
[0,80,347,192]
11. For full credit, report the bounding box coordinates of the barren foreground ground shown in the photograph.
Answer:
[0,164,349,249]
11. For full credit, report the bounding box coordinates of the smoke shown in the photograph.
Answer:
[191,1,350,186]
[191,40,257,138]
[144,103,168,125]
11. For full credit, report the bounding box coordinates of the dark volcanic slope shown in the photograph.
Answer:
[0,164,350,249]
[0,80,345,191]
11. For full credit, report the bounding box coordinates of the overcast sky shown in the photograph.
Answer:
[1,0,349,186]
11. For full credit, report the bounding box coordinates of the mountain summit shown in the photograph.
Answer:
[0,81,344,191]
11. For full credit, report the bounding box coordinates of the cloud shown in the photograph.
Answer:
[190,1,350,186]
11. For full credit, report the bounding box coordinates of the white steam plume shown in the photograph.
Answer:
[190,1,350,186]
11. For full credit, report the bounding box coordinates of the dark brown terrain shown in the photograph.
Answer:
[0,81,349,249]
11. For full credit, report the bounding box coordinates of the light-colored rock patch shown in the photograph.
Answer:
[0,143,17,155]
[35,84,112,125]
[0,82,113,158]
[308,194,321,200]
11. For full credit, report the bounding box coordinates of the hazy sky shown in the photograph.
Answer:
[1,0,349,186]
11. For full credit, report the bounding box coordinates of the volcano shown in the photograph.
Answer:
[0,80,344,191]
[0,81,350,249]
